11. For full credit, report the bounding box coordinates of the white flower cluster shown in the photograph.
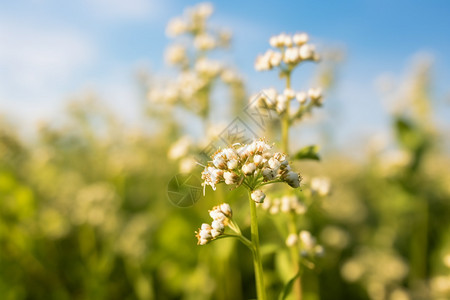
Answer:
[195,203,232,245]
[285,230,323,258]
[201,139,302,196]
[165,2,230,52]
[299,230,324,257]
[258,194,306,215]
[252,87,324,116]
[165,44,188,65]
[148,60,223,105]
[166,3,214,37]
[255,32,320,71]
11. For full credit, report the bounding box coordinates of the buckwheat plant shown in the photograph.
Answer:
[151,2,246,174]
[149,2,245,125]
[196,139,302,300]
[252,32,330,299]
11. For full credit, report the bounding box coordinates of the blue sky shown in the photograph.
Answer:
[0,0,449,148]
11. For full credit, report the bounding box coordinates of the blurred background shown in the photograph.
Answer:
[1,1,450,299]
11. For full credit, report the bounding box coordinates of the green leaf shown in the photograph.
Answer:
[278,271,301,300]
[293,145,320,161]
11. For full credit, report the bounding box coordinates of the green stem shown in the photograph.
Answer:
[288,212,302,300]
[281,72,291,153]
[282,71,302,300]
[249,191,267,300]
[217,234,254,251]
[409,197,429,286]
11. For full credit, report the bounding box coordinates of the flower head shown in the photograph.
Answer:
[201,139,302,196]
[196,202,232,245]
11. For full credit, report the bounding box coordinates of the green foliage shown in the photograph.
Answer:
[293,145,321,161]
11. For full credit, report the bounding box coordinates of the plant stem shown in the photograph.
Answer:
[288,212,302,300]
[282,71,302,300]
[249,191,267,300]
[281,72,291,153]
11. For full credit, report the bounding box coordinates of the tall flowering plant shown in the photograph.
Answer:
[194,32,332,300]
[196,139,301,300]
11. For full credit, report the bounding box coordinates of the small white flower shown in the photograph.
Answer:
[262,168,276,181]
[283,35,293,47]
[224,171,239,185]
[276,94,288,114]
[299,230,316,249]
[213,156,227,169]
[286,233,299,247]
[226,159,238,170]
[295,91,307,104]
[308,88,323,102]
[219,203,232,218]
[280,195,293,213]
[269,51,282,67]
[209,210,225,221]
[251,189,266,203]
[294,202,307,215]
[293,33,309,45]
[269,35,280,48]
[194,33,216,51]
[284,88,295,100]
[269,199,280,214]
[166,17,188,37]
[298,44,314,60]
[283,171,301,188]
[201,223,212,231]
[310,177,331,196]
[314,245,325,257]
[165,44,187,65]
[268,157,282,170]
[195,2,214,18]
[242,163,256,175]
[198,238,209,245]
[253,154,263,165]
[284,47,299,64]
[210,228,222,238]
[211,220,225,232]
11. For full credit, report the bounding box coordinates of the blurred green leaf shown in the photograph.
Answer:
[394,117,421,150]
[292,145,320,161]
[278,271,301,300]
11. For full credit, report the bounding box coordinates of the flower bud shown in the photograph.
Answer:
[211,220,225,232]
[262,168,276,181]
[299,44,313,60]
[293,33,309,45]
[242,162,256,175]
[296,91,307,104]
[268,157,282,170]
[270,51,282,67]
[283,171,301,188]
[299,230,316,249]
[213,156,227,169]
[209,210,225,221]
[224,171,239,185]
[219,203,232,218]
[286,233,298,247]
[284,88,295,100]
[308,88,323,103]
[251,189,266,203]
[211,228,222,238]
[227,159,238,170]
[253,154,263,165]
